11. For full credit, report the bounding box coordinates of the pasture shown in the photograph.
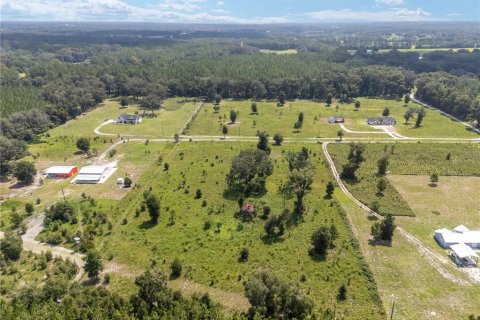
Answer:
[102,141,385,319]
[337,191,480,320]
[388,175,480,252]
[186,98,478,139]
[258,49,298,55]
[328,143,480,217]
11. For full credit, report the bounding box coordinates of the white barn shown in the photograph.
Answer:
[434,225,480,249]
[73,165,110,184]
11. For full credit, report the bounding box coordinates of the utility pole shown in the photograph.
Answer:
[389,299,396,320]
[61,186,66,202]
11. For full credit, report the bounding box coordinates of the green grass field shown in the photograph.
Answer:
[101,142,384,319]
[258,49,298,55]
[388,175,480,253]
[337,191,480,320]
[186,98,478,139]
[378,46,476,53]
[328,143,480,217]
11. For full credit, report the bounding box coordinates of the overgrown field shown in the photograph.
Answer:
[0,86,47,117]
[186,98,478,139]
[102,142,385,319]
[328,143,480,216]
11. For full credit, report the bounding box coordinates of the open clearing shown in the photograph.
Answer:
[389,175,480,252]
[187,98,478,139]
[102,142,384,319]
[258,49,298,55]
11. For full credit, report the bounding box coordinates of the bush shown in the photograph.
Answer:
[239,247,249,262]
[273,133,284,146]
[171,258,182,278]
[123,177,132,188]
[311,226,331,255]
[25,203,34,215]
[371,214,396,241]
[0,231,23,261]
[195,189,202,199]
[108,149,117,157]
[337,284,347,301]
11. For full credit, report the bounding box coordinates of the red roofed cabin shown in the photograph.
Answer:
[45,166,78,179]
[241,203,255,216]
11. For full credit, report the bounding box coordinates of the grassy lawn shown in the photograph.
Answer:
[186,98,478,139]
[378,47,476,53]
[336,191,480,320]
[388,175,480,253]
[102,141,384,319]
[258,49,298,55]
[100,98,198,137]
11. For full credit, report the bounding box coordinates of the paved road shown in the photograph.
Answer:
[321,141,477,284]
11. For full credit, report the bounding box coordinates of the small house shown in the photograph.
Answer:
[328,115,345,124]
[367,116,397,126]
[45,166,78,179]
[117,113,142,124]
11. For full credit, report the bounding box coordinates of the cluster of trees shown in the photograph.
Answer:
[415,72,480,126]
[0,268,226,320]
[340,143,366,180]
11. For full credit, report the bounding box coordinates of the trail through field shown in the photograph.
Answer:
[322,142,476,285]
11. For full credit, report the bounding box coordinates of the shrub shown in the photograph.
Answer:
[25,203,34,215]
[311,226,331,255]
[239,247,249,262]
[123,177,132,188]
[0,231,23,261]
[337,284,347,301]
[171,258,182,278]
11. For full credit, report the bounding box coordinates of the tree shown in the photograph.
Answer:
[286,148,309,171]
[288,165,315,215]
[278,91,286,105]
[46,201,76,222]
[404,108,414,124]
[25,203,34,215]
[273,133,283,146]
[13,161,36,184]
[298,112,304,123]
[326,93,333,106]
[76,137,90,154]
[170,258,182,278]
[239,247,249,262]
[377,155,389,175]
[325,181,335,199]
[337,284,347,301]
[341,143,365,180]
[382,107,390,117]
[83,250,103,279]
[230,110,237,123]
[404,94,411,105]
[120,97,129,107]
[214,94,222,105]
[0,230,22,261]
[293,121,303,131]
[213,104,220,113]
[377,178,387,195]
[245,272,313,319]
[415,107,426,127]
[174,133,180,143]
[251,102,258,114]
[226,149,273,196]
[430,173,439,186]
[222,125,228,138]
[264,215,285,237]
[123,177,132,188]
[354,100,361,110]
[371,214,396,241]
[134,268,172,311]
[146,194,160,223]
[311,226,331,255]
[140,94,162,114]
[256,131,270,154]
[337,129,344,141]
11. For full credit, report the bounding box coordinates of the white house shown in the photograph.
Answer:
[434,225,480,249]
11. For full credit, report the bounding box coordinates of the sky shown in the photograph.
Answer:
[1,0,479,23]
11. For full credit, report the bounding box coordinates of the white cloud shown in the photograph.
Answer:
[306,7,432,22]
[0,0,289,23]
[376,0,405,5]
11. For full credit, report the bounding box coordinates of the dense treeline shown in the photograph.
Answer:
[415,72,480,126]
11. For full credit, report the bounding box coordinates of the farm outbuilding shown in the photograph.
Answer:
[73,165,110,184]
[367,116,397,126]
[45,166,78,178]
[434,225,480,249]
[328,115,345,123]
[450,243,479,266]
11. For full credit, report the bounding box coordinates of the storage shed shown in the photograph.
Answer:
[434,225,480,249]
[73,165,110,184]
[45,166,78,178]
